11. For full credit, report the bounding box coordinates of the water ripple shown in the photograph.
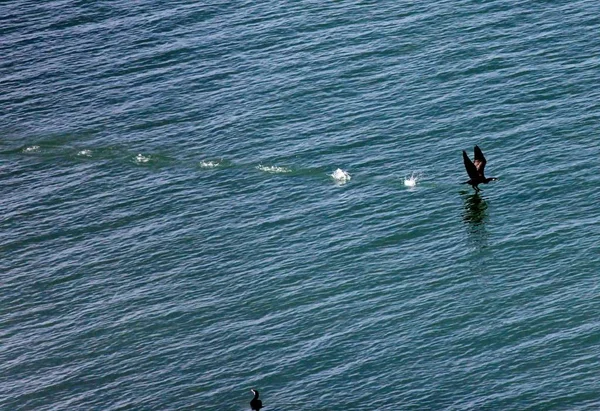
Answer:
[2,0,600,410]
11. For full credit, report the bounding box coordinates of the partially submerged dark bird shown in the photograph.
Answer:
[250,389,263,410]
[462,145,497,192]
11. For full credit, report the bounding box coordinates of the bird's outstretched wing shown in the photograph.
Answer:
[473,145,486,174]
[463,150,478,179]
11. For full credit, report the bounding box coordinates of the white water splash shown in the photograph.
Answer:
[135,154,150,163]
[331,168,351,184]
[404,172,420,188]
[77,149,92,157]
[200,160,221,169]
[23,145,40,153]
[257,164,291,173]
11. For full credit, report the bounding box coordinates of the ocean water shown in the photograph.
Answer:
[2,1,600,410]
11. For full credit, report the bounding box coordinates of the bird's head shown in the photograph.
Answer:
[250,389,259,398]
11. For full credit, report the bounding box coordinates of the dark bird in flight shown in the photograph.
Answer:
[462,145,497,192]
[250,389,263,410]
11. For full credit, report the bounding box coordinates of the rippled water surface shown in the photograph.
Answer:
[2,1,600,410]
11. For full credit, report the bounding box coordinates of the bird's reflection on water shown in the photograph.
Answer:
[462,192,489,248]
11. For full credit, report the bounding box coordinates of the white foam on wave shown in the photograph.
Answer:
[77,149,92,157]
[200,160,221,168]
[23,145,40,153]
[404,172,420,188]
[331,168,351,184]
[135,153,150,163]
[257,164,291,173]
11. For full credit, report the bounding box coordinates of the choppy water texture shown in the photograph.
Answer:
[2,1,600,410]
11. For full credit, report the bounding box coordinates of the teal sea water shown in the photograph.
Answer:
[2,1,600,409]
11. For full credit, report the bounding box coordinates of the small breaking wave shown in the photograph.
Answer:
[257,164,291,173]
